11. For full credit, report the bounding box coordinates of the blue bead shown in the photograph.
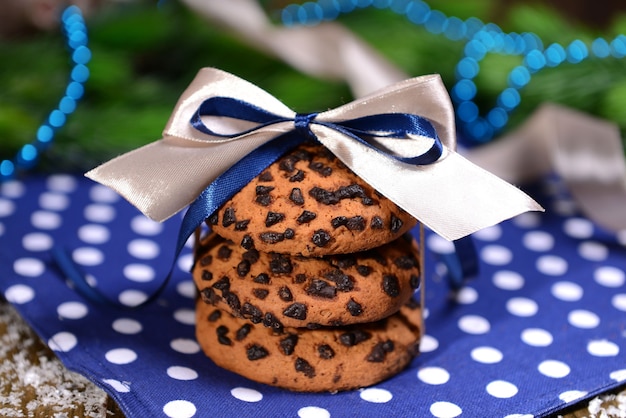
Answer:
[487,107,508,128]
[1,160,15,177]
[61,5,80,21]
[389,0,410,13]
[464,17,484,39]
[72,45,91,65]
[71,64,90,83]
[69,31,87,49]
[474,30,495,51]
[457,101,479,123]
[453,79,477,101]
[509,66,531,88]
[424,10,447,34]
[49,110,66,128]
[464,39,486,60]
[591,37,610,58]
[443,16,466,41]
[59,96,77,114]
[566,40,588,63]
[456,57,479,79]
[405,1,430,25]
[355,0,373,7]
[611,36,626,58]
[372,0,392,8]
[521,32,543,53]
[524,49,546,72]
[301,2,324,23]
[498,88,521,110]
[37,125,54,143]
[66,81,84,100]
[545,43,566,66]
[468,118,492,141]
[318,0,340,19]
[336,0,356,13]
[501,33,518,55]
[281,5,298,26]
[20,144,38,162]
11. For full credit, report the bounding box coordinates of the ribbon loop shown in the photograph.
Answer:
[295,112,319,140]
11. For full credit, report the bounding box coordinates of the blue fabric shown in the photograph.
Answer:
[1,174,625,418]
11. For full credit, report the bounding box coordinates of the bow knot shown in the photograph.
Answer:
[294,112,319,140]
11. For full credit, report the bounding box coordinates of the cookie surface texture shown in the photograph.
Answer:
[193,233,421,328]
[195,298,422,392]
[207,142,417,256]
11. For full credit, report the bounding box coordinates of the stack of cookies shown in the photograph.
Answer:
[191,141,424,392]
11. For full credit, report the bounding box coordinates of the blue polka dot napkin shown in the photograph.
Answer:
[0,174,624,418]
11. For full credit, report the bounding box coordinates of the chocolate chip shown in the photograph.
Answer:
[335,256,356,269]
[278,286,293,302]
[311,229,331,247]
[289,188,305,205]
[242,302,263,323]
[366,340,394,362]
[216,325,231,346]
[256,185,274,195]
[394,255,418,269]
[283,302,307,320]
[237,260,251,277]
[253,273,270,284]
[270,254,293,274]
[255,194,272,206]
[212,276,230,292]
[266,211,285,227]
[284,228,295,239]
[324,269,354,292]
[335,184,365,200]
[406,297,421,310]
[295,357,316,378]
[383,274,400,297]
[246,344,269,360]
[279,155,298,172]
[294,274,307,284]
[289,170,305,182]
[207,309,222,322]
[346,216,366,231]
[370,216,384,229]
[225,292,241,311]
[338,330,371,346]
[293,148,313,161]
[356,265,372,276]
[242,249,260,264]
[252,288,269,300]
[279,334,298,355]
[201,270,213,281]
[308,161,332,177]
[259,232,285,244]
[306,279,336,299]
[410,274,421,289]
[331,216,347,229]
[263,312,283,332]
[236,324,252,341]
[235,220,250,231]
[317,344,335,359]
[241,235,255,250]
[258,171,273,182]
[297,210,317,224]
[208,212,218,225]
[200,287,219,304]
[309,187,339,205]
[199,255,213,267]
[222,207,236,227]
[390,214,403,233]
[346,298,363,316]
[361,196,375,206]
[217,245,232,261]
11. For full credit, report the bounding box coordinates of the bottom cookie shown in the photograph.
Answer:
[195,298,422,392]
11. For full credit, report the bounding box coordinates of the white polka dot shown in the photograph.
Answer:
[492,270,524,291]
[568,309,600,329]
[177,253,194,273]
[564,217,594,239]
[112,318,143,334]
[47,174,77,192]
[4,284,35,304]
[523,231,554,251]
[57,301,88,319]
[559,390,587,403]
[22,232,53,251]
[171,338,201,354]
[167,366,198,381]
[131,215,163,235]
[417,367,450,385]
[39,192,69,211]
[430,401,463,418]
[420,334,439,353]
[538,360,571,378]
[123,264,155,283]
[486,380,518,398]
[506,297,538,317]
[31,210,61,229]
[536,255,568,276]
[174,309,195,325]
[427,234,455,254]
[359,388,393,403]
[84,204,116,223]
[455,287,478,304]
[578,241,608,261]
[1,180,25,198]
[471,346,503,364]
[78,224,110,244]
[89,184,119,203]
[230,387,263,402]
[610,369,626,382]
[102,379,131,393]
[612,294,626,311]
[177,281,196,299]
[0,198,16,217]
[473,225,502,241]
[13,257,45,277]
[128,239,160,259]
[118,290,148,307]
[298,406,330,418]
[480,245,512,265]
[551,281,583,302]
[521,328,553,347]
[458,315,490,335]
[105,348,137,365]
[587,339,620,357]
[594,266,625,288]
[48,332,78,352]
[163,400,196,418]
[72,247,104,266]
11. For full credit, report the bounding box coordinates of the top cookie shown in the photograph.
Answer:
[208,142,417,256]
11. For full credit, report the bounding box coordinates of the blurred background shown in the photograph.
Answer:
[1,0,626,175]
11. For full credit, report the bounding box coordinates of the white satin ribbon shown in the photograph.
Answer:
[85,68,542,241]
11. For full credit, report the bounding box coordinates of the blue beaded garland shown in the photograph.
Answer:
[0,6,90,182]
[280,1,626,143]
